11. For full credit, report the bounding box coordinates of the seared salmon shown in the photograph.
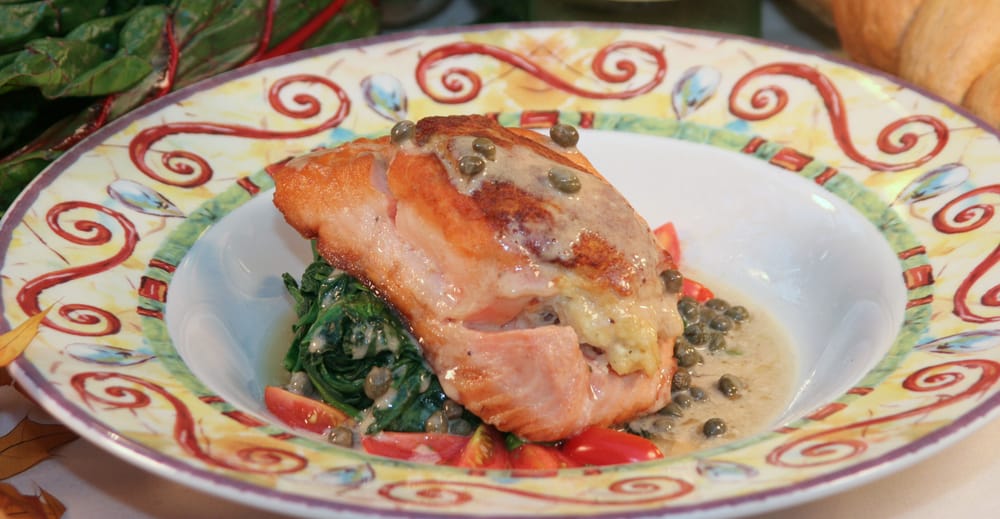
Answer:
[272,115,683,441]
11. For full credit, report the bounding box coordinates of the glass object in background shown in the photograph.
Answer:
[486,0,762,37]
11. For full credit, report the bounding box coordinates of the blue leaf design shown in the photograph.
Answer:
[65,342,155,365]
[696,458,758,482]
[361,73,408,121]
[894,162,969,205]
[672,66,721,119]
[915,330,1000,354]
[107,179,184,217]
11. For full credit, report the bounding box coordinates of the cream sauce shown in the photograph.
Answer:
[629,280,797,456]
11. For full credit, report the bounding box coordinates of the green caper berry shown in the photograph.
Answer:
[390,120,415,143]
[703,418,727,438]
[705,298,730,313]
[448,418,473,436]
[472,137,496,160]
[674,393,694,409]
[718,374,742,399]
[458,155,486,176]
[677,297,701,324]
[689,386,707,401]
[671,369,691,391]
[709,315,735,333]
[659,402,684,417]
[549,123,579,147]
[328,426,354,447]
[677,349,702,368]
[547,167,582,193]
[364,365,391,399]
[674,341,694,359]
[660,269,683,293]
[725,305,750,323]
[707,332,727,353]
[684,323,708,346]
[424,410,449,433]
[442,399,464,419]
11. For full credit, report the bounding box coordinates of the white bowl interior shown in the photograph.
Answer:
[166,130,908,432]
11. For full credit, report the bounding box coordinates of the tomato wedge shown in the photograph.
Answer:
[681,278,715,303]
[510,443,580,470]
[653,222,681,266]
[561,427,664,466]
[264,385,349,435]
[454,424,509,469]
[361,432,469,464]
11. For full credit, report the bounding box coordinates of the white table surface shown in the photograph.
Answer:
[5,1,998,518]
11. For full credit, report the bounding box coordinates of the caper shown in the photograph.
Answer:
[472,137,496,160]
[328,426,354,447]
[458,155,486,176]
[707,332,727,353]
[684,323,708,346]
[286,371,312,395]
[677,349,702,368]
[549,123,579,147]
[673,392,694,409]
[718,374,743,399]
[659,402,684,417]
[689,386,707,401]
[364,365,392,399]
[725,305,750,323]
[671,369,691,391]
[651,417,674,434]
[390,120,415,143]
[424,410,448,433]
[547,166,582,193]
[448,418,473,436]
[705,298,730,313]
[660,269,683,293]
[674,341,694,359]
[703,418,727,438]
[709,315,734,333]
[442,399,464,419]
[677,297,700,323]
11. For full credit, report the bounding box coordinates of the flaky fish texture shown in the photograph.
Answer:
[272,115,683,441]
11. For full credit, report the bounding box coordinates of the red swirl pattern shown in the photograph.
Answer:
[16,202,139,336]
[129,74,350,187]
[931,185,1000,322]
[767,359,1000,468]
[72,372,308,474]
[378,476,692,507]
[415,41,666,104]
[729,63,949,172]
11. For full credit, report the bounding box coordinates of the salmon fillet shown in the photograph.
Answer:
[272,115,683,441]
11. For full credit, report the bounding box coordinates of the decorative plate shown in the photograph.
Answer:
[4,23,1000,518]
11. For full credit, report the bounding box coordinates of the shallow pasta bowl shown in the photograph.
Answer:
[4,22,1000,518]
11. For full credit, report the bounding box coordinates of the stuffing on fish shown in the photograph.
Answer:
[272,115,683,441]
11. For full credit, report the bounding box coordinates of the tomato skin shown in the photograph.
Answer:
[361,432,469,464]
[510,443,580,470]
[264,385,349,435]
[653,222,681,267]
[681,278,714,303]
[561,427,664,466]
[454,424,509,469]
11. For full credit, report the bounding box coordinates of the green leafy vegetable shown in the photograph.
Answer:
[0,0,379,213]
[283,248,471,434]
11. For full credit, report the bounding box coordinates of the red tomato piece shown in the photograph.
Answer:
[361,432,469,464]
[454,424,509,469]
[510,443,580,470]
[681,278,715,303]
[653,222,681,267]
[264,385,349,435]
[561,427,664,466]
